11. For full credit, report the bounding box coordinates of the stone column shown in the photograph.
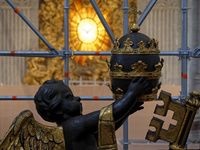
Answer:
[188,0,200,143]
[0,0,39,85]
[138,0,182,86]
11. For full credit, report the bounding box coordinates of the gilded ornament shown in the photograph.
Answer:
[113,63,123,71]
[106,83,112,91]
[0,110,65,150]
[146,90,200,149]
[98,105,117,150]
[128,6,142,32]
[121,38,134,53]
[185,91,200,108]
[105,59,111,68]
[131,23,140,32]
[112,84,160,102]
[137,41,148,53]
[114,38,120,49]
[131,60,147,73]
[111,38,160,55]
[124,38,134,48]
[116,87,123,95]
[109,60,162,80]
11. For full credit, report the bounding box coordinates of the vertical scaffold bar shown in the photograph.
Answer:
[123,1,129,150]
[137,0,157,26]
[64,0,70,85]
[90,0,115,43]
[5,0,58,55]
[181,0,188,98]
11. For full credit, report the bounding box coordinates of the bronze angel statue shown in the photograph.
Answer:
[0,77,149,150]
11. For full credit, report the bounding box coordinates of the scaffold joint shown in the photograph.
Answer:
[178,48,191,60]
[61,47,73,60]
[61,7,72,10]
[120,7,130,10]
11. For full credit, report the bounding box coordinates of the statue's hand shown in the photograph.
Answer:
[127,77,149,98]
[129,102,144,115]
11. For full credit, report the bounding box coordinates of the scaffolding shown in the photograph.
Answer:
[1,0,200,149]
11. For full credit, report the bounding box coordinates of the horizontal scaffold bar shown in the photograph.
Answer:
[0,51,56,57]
[0,51,181,57]
[0,96,179,100]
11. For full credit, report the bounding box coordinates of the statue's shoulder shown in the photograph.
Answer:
[0,110,65,150]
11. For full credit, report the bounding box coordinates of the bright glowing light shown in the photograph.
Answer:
[78,19,97,43]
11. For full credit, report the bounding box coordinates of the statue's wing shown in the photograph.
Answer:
[0,110,65,150]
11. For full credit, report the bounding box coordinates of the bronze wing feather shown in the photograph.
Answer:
[0,110,65,150]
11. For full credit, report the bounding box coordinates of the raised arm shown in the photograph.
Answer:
[112,77,148,123]
[68,77,149,136]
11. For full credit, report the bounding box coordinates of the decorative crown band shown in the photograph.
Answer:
[108,59,164,80]
[108,83,160,102]
[112,38,160,55]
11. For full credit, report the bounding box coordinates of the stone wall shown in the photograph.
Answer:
[138,0,182,86]
[0,0,39,85]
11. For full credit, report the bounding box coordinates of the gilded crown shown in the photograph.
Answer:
[112,38,160,55]
[107,83,161,102]
[107,59,164,80]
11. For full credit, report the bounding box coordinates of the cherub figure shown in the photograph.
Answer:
[0,77,149,150]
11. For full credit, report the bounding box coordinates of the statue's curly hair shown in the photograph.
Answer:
[34,79,65,123]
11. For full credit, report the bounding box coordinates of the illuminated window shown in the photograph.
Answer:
[69,0,111,65]
[78,19,97,43]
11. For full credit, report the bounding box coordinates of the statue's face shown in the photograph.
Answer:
[60,85,83,117]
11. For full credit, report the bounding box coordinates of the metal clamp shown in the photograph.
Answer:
[191,46,200,58]
[178,48,191,60]
[61,7,72,10]
[61,47,73,60]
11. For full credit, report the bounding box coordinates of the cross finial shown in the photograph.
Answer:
[128,6,142,32]
[128,6,142,24]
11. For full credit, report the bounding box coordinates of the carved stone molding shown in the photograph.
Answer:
[0,0,31,7]
[145,0,180,7]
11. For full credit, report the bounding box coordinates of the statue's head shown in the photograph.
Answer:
[34,79,82,125]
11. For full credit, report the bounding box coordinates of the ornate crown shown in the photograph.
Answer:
[111,38,160,55]
[107,59,164,80]
[107,83,161,101]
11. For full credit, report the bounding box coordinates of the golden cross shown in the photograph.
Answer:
[128,6,142,23]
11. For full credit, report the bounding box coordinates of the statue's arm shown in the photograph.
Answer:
[112,77,148,123]
[66,77,148,136]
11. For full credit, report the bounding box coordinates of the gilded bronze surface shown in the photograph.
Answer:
[98,105,117,150]
[109,60,163,80]
[128,6,142,32]
[0,110,65,150]
[112,84,160,102]
[111,38,160,55]
[146,90,200,149]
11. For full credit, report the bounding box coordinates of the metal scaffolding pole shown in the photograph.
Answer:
[137,0,157,26]
[0,51,56,57]
[0,96,179,101]
[89,0,115,43]
[63,0,70,85]
[180,0,189,99]
[122,0,129,149]
[0,51,182,57]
